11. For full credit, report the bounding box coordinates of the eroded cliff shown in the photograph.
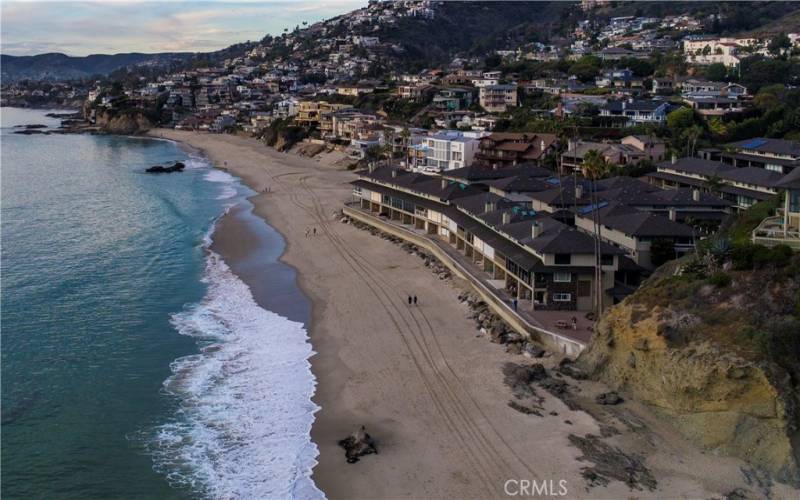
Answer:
[577,254,800,485]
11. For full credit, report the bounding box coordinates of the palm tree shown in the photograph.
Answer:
[706,174,724,195]
[683,124,703,157]
[581,150,610,316]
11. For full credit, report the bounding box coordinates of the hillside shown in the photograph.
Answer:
[0,52,197,83]
[576,201,800,486]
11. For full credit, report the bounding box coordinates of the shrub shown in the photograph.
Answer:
[769,244,793,268]
[708,271,732,287]
[731,243,758,270]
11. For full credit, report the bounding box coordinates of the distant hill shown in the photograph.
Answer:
[0,52,196,83]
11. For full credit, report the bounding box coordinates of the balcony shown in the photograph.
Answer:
[752,214,800,249]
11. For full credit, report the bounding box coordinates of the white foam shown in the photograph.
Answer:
[202,168,239,200]
[153,251,324,499]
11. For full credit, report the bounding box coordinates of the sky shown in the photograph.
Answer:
[0,0,365,56]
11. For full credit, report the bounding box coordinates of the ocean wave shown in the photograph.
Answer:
[202,168,239,200]
[152,251,323,499]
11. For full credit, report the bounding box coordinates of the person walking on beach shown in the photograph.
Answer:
[305,228,310,238]
[408,295,412,306]
[313,227,317,236]
[571,316,578,330]
[413,295,418,306]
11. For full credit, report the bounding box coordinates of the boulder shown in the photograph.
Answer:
[338,425,378,464]
[596,391,623,405]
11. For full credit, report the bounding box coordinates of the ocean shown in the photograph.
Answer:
[0,108,321,499]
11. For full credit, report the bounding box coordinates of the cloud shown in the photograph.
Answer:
[0,0,364,56]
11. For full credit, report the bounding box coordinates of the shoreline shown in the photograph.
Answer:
[147,129,794,500]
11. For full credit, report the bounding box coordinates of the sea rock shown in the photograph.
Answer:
[338,425,378,464]
[146,161,186,174]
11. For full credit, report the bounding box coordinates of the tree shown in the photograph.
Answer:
[682,124,704,157]
[667,107,696,131]
[768,33,791,57]
[705,63,727,82]
[706,175,724,195]
[581,149,610,315]
[568,55,602,83]
[650,238,676,267]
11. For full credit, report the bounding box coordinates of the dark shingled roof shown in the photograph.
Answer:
[777,168,800,189]
[717,167,783,188]
[583,202,695,238]
[656,157,734,177]
[726,137,800,158]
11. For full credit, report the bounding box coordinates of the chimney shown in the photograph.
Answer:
[540,140,546,153]
[531,222,542,239]
[391,169,397,178]
[502,211,511,225]
[484,200,495,213]
[669,208,677,221]
[575,184,584,199]
[692,189,700,202]
[368,163,375,173]
[441,178,448,190]
[671,154,677,165]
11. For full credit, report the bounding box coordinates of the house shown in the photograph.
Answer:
[336,85,374,97]
[296,100,352,124]
[432,87,473,112]
[683,95,745,116]
[599,98,670,125]
[561,135,665,171]
[651,77,676,95]
[597,47,647,61]
[476,133,558,168]
[330,109,384,141]
[406,130,485,172]
[479,84,518,113]
[397,84,427,100]
[682,36,749,67]
[680,79,748,98]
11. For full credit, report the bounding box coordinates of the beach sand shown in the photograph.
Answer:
[150,129,793,499]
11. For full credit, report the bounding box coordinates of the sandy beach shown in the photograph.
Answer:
[150,129,793,499]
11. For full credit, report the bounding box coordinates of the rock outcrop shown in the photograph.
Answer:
[94,109,153,135]
[576,261,800,485]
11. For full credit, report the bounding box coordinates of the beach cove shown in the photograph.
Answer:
[151,129,795,499]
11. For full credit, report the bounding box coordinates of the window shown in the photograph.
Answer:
[552,293,572,302]
[554,254,571,265]
[601,254,614,266]
[553,272,571,282]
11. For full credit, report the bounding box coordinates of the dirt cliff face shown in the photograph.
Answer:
[94,109,152,135]
[576,261,800,485]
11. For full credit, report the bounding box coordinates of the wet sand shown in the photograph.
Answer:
[150,129,794,500]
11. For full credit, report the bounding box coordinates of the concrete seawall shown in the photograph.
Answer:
[343,206,586,357]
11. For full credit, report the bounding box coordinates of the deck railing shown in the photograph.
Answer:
[752,215,800,249]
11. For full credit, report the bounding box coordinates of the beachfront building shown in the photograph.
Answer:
[350,166,624,312]
[295,100,353,125]
[406,130,484,173]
